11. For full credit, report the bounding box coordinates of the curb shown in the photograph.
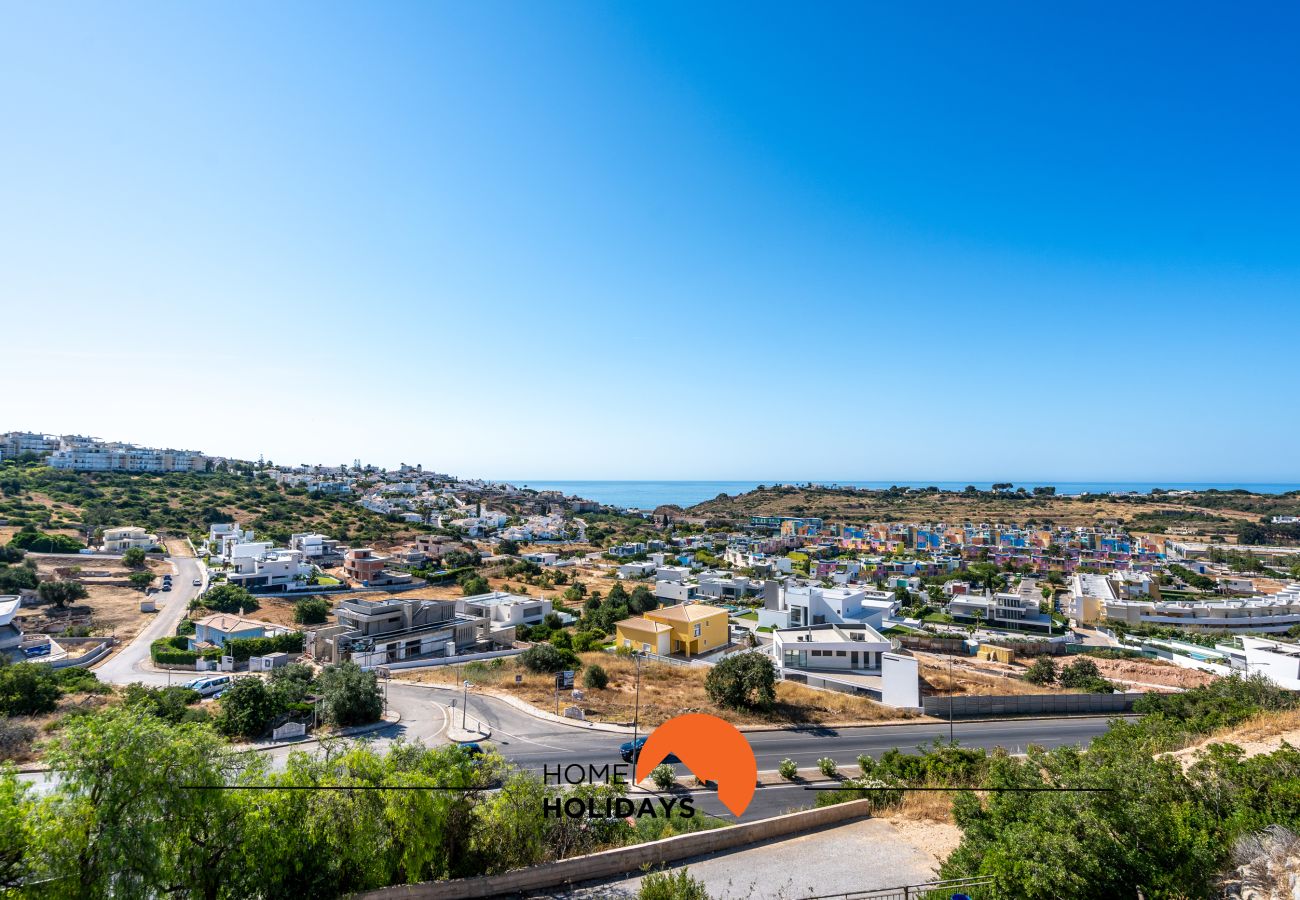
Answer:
[234,711,402,753]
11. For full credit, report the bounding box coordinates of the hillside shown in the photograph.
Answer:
[683,484,1300,536]
[0,465,417,546]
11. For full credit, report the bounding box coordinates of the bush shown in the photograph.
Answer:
[1024,656,1058,685]
[215,677,279,737]
[222,632,305,662]
[123,683,207,724]
[639,868,711,900]
[0,663,61,716]
[317,661,383,727]
[122,547,147,569]
[293,596,330,625]
[194,583,259,613]
[583,663,609,690]
[778,758,798,780]
[151,636,199,666]
[650,763,677,790]
[1058,658,1115,693]
[0,718,37,760]
[54,668,108,695]
[519,643,578,674]
[459,575,489,596]
[268,663,316,706]
[128,571,156,591]
[704,652,776,711]
[8,529,83,553]
[818,757,838,778]
[572,630,606,652]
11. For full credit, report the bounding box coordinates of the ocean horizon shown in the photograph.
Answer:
[503,480,1300,510]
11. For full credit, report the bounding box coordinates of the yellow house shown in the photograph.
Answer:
[615,603,729,657]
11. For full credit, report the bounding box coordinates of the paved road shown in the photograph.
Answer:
[94,554,206,685]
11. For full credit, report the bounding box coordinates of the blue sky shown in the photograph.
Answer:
[3,2,1298,480]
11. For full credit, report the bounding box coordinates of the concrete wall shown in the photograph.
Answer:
[359,647,524,672]
[923,691,1143,719]
[357,799,876,899]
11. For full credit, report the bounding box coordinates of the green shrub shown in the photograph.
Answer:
[583,663,609,690]
[193,583,259,614]
[1058,657,1115,693]
[215,677,279,738]
[519,643,579,674]
[649,763,677,790]
[293,596,330,625]
[704,652,776,710]
[8,529,84,553]
[1024,656,1058,685]
[121,547,147,569]
[817,757,838,778]
[639,868,711,900]
[0,663,61,716]
[221,632,305,662]
[317,661,383,727]
[778,758,798,780]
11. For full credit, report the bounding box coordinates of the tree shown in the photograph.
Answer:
[215,677,279,738]
[37,579,89,609]
[317,661,383,726]
[519,643,578,674]
[129,571,156,591]
[293,595,331,624]
[268,662,316,707]
[122,546,147,569]
[0,663,61,716]
[496,539,520,556]
[583,663,608,690]
[704,652,776,711]
[195,583,258,613]
[1024,656,1058,685]
[1059,657,1114,693]
[460,575,489,596]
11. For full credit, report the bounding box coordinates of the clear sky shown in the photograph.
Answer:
[3,2,1298,481]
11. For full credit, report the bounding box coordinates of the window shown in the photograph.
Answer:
[642,643,650,653]
[693,624,702,637]
[836,650,846,657]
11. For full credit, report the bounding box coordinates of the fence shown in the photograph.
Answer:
[922,691,1144,719]
[359,647,524,673]
[895,635,967,654]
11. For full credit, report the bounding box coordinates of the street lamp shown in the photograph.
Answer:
[631,651,645,766]
[462,679,471,730]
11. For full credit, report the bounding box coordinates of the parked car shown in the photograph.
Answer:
[192,578,202,586]
[183,675,233,697]
[161,583,171,591]
[619,735,680,764]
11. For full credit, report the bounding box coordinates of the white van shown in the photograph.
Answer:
[183,675,234,697]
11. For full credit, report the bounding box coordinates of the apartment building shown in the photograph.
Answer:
[343,548,412,586]
[948,588,1054,633]
[1069,575,1300,633]
[226,548,315,592]
[48,442,206,472]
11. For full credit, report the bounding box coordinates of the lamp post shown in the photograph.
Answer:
[631,651,645,766]
[948,653,955,744]
[462,679,471,730]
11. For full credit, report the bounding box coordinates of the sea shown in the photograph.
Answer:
[503,480,1300,510]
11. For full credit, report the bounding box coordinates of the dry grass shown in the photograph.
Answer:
[1172,708,1300,768]
[917,654,1055,697]
[400,652,918,727]
[15,556,176,641]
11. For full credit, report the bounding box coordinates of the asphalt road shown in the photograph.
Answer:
[94,554,206,686]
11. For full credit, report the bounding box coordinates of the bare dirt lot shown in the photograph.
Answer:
[400,651,920,727]
[15,554,175,642]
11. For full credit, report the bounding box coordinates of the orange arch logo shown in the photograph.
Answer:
[635,713,757,816]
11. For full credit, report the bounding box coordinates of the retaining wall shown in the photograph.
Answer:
[922,691,1143,718]
[357,798,877,899]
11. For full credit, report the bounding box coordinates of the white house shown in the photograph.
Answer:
[226,548,315,592]
[1242,635,1300,690]
[772,622,892,675]
[456,591,552,638]
[618,561,658,579]
[0,595,23,652]
[759,584,896,631]
[101,526,158,553]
